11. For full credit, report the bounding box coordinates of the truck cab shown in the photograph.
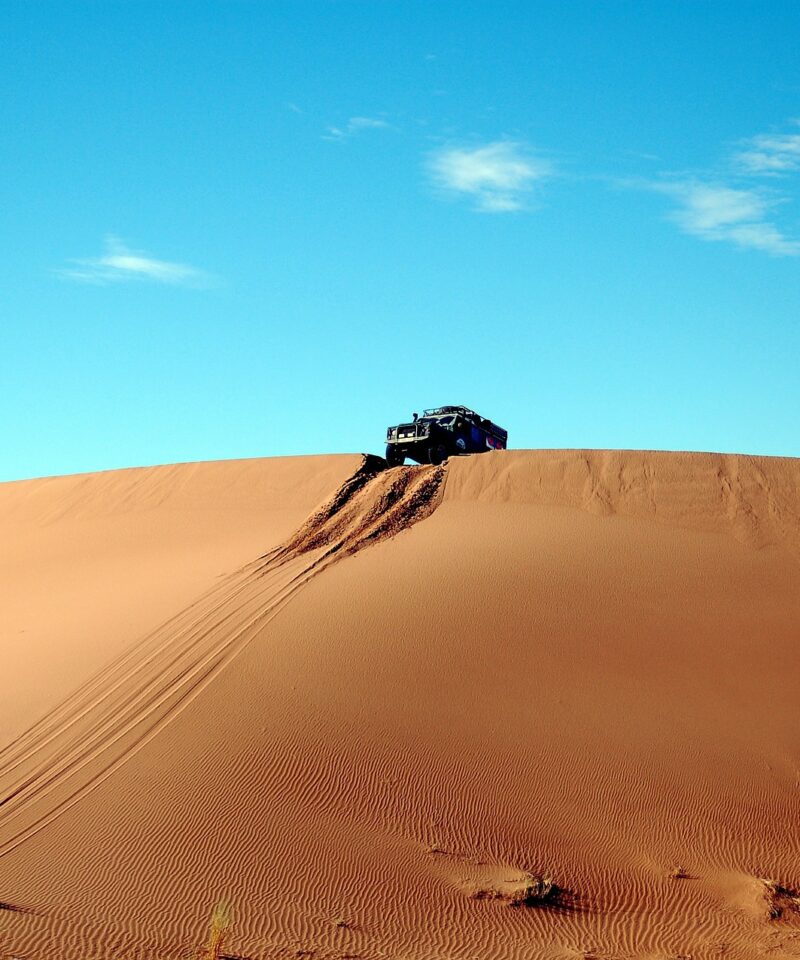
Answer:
[385,405,507,466]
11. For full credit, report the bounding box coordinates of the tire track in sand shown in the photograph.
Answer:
[0,456,446,859]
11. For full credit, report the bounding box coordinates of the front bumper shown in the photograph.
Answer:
[389,423,430,443]
[386,434,432,465]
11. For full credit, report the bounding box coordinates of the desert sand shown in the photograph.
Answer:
[1,449,799,960]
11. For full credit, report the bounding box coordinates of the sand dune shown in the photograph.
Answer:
[1,450,799,960]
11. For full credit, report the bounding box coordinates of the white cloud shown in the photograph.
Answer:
[349,116,388,131]
[57,236,211,286]
[653,181,800,256]
[428,141,553,212]
[323,116,389,140]
[629,120,800,255]
[733,127,800,175]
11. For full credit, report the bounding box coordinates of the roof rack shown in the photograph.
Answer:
[422,406,507,442]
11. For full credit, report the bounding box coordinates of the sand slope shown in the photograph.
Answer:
[0,455,360,741]
[1,450,799,960]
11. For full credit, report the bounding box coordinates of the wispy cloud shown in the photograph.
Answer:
[733,124,800,175]
[323,116,389,141]
[652,181,800,256]
[428,141,553,212]
[57,236,212,286]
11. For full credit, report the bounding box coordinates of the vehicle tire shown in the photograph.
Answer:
[428,444,448,466]
[385,445,404,467]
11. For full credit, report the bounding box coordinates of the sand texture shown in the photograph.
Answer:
[1,449,799,960]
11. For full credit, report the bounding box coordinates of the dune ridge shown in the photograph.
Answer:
[1,449,799,960]
[446,449,800,547]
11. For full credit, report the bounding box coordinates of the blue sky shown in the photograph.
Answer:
[2,1,800,481]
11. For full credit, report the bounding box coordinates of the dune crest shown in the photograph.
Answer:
[446,449,800,548]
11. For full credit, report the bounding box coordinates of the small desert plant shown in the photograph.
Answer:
[670,865,690,880]
[472,871,557,907]
[201,901,233,960]
[761,879,800,921]
[509,873,555,906]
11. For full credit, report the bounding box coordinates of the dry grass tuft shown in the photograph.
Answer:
[201,901,233,960]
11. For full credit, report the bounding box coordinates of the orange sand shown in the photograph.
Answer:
[1,450,798,960]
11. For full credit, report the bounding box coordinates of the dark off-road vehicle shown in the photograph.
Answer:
[385,405,508,466]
